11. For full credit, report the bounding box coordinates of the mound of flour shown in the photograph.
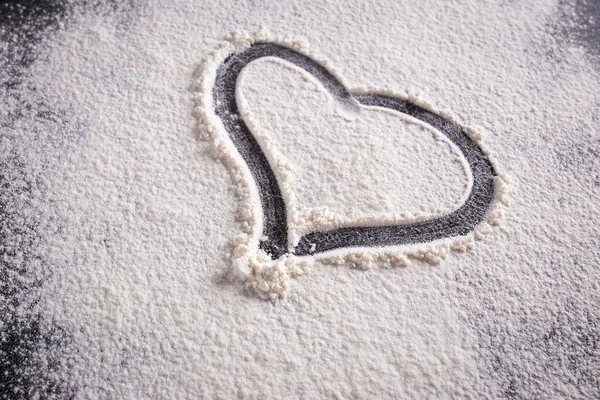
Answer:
[1,0,599,398]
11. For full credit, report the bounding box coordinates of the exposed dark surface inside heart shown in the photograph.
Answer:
[213,43,497,259]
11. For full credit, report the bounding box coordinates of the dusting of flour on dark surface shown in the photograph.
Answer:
[1,2,75,398]
[555,0,600,62]
[450,3,600,398]
[1,1,138,398]
[1,0,599,398]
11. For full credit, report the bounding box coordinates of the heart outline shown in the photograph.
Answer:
[212,42,497,260]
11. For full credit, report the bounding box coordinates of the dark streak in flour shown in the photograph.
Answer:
[213,42,497,259]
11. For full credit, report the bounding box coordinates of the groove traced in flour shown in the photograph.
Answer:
[213,42,497,259]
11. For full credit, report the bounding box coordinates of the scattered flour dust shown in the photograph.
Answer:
[2,0,600,398]
[193,29,510,298]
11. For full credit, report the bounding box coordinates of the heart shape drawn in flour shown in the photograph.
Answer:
[194,30,508,298]
[194,33,509,296]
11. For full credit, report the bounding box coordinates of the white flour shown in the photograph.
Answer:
[1,0,599,398]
